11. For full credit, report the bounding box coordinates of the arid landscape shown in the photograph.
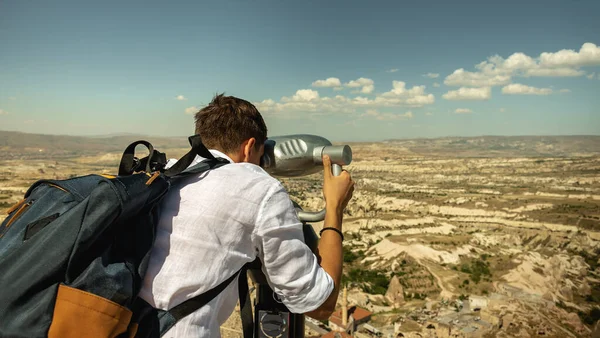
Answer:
[282,136,600,338]
[1,131,600,337]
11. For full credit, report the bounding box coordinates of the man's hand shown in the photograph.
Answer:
[322,155,355,215]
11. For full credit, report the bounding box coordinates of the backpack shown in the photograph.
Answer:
[0,135,249,338]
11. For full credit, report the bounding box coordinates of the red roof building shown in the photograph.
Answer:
[328,306,372,333]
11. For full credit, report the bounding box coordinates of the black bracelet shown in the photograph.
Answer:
[319,227,344,241]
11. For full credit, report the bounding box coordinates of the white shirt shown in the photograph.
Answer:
[138,150,334,338]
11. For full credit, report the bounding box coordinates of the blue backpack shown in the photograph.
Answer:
[0,135,246,338]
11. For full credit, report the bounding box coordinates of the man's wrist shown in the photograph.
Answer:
[325,204,344,223]
[319,227,344,241]
[326,201,343,212]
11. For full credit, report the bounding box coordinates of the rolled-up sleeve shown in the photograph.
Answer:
[253,183,334,314]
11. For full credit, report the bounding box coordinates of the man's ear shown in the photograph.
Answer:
[242,138,256,162]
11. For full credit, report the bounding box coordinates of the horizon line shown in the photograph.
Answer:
[1,129,600,143]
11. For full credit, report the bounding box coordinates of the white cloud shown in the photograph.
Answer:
[361,84,374,94]
[254,81,435,116]
[176,95,187,101]
[379,81,436,106]
[442,87,491,100]
[405,94,435,106]
[362,109,413,121]
[587,72,596,79]
[386,68,399,73]
[0,109,7,115]
[499,108,506,112]
[312,77,342,88]
[345,77,373,88]
[8,97,16,100]
[539,43,600,68]
[524,68,585,77]
[501,83,553,95]
[184,106,198,114]
[501,52,537,71]
[444,68,511,87]
[423,73,440,78]
[455,108,473,114]
[425,112,433,116]
[283,89,320,102]
[444,42,600,87]
[433,82,440,87]
[559,89,571,93]
[256,90,334,115]
[345,77,375,94]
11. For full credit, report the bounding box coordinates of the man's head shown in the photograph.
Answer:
[194,93,267,165]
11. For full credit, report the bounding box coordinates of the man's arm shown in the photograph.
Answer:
[304,206,343,319]
[252,155,354,319]
[305,155,354,320]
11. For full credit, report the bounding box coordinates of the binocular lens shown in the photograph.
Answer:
[259,311,289,338]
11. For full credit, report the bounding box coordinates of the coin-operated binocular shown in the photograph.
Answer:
[248,134,352,338]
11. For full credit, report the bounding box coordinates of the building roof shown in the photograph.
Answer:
[329,305,373,328]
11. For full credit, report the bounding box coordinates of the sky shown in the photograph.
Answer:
[0,0,599,142]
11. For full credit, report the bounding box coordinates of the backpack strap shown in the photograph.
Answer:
[135,151,168,174]
[158,267,246,335]
[164,135,224,177]
[119,141,166,176]
[238,265,254,338]
[119,135,226,177]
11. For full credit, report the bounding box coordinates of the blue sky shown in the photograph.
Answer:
[0,0,599,141]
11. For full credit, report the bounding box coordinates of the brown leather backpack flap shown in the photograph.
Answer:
[48,284,132,338]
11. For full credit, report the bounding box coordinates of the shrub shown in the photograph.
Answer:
[343,250,359,263]
[346,268,391,295]
[579,307,600,325]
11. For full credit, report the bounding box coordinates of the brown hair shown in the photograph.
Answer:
[194,93,268,153]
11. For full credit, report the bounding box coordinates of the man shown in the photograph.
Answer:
[139,93,354,337]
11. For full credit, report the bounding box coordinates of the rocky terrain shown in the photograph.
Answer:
[281,141,600,337]
[1,132,600,337]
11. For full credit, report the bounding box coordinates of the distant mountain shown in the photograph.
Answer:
[0,130,190,160]
[382,135,600,157]
[86,132,149,138]
[1,131,599,160]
